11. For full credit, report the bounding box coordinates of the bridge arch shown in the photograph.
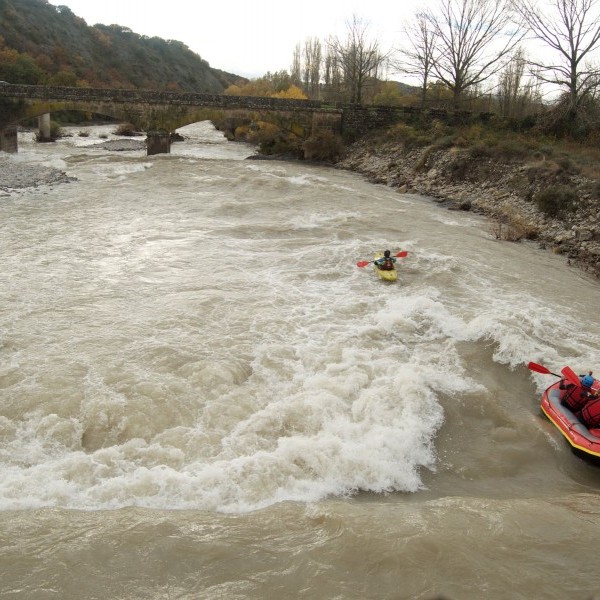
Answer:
[0,85,344,155]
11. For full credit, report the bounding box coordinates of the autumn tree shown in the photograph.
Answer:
[426,0,524,108]
[46,69,79,87]
[0,37,44,84]
[372,81,407,106]
[224,72,306,99]
[271,85,307,99]
[510,0,600,126]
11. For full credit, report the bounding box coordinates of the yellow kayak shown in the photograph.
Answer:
[373,252,398,281]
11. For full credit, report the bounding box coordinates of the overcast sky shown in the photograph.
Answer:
[46,0,427,78]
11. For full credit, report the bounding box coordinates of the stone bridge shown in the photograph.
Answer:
[0,84,481,156]
[0,84,348,155]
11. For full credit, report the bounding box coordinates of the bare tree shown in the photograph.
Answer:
[498,47,528,116]
[511,0,600,117]
[302,37,322,99]
[322,48,344,103]
[327,15,388,104]
[427,0,524,108]
[290,44,302,88]
[395,12,437,108]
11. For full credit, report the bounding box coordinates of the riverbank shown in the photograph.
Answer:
[0,136,144,195]
[336,135,600,279]
[0,154,74,195]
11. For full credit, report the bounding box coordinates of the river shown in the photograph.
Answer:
[1,122,599,599]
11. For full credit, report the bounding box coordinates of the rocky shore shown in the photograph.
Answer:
[336,138,600,279]
[0,154,74,194]
[0,138,147,196]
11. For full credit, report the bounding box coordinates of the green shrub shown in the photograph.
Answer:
[448,157,470,180]
[534,186,578,217]
[433,135,457,149]
[114,123,140,136]
[303,131,344,162]
[414,147,434,172]
[34,120,63,142]
[493,139,530,159]
[384,123,432,149]
[556,155,580,174]
[469,143,493,159]
[385,123,417,141]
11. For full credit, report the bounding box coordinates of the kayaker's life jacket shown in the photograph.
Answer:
[379,258,395,271]
[578,397,600,428]
[560,382,591,412]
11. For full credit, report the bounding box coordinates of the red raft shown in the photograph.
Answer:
[541,379,600,460]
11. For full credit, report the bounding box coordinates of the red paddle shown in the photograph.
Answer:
[527,362,561,377]
[561,366,582,387]
[356,251,408,268]
[527,362,581,387]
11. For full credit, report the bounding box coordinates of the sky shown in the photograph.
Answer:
[46,0,425,79]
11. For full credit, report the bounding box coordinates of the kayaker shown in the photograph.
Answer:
[374,250,396,271]
[560,372,597,412]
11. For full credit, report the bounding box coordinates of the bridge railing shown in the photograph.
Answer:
[0,83,327,111]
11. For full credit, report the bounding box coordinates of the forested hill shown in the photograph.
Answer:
[0,0,246,92]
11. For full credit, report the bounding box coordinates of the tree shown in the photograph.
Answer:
[511,0,600,119]
[223,72,303,99]
[426,0,524,107]
[498,48,527,117]
[372,81,407,106]
[290,44,302,87]
[46,69,79,86]
[395,12,437,108]
[322,48,344,103]
[302,37,322,99]
[327,15,388,104]
[0,38,44,84]
[271,85,307,99]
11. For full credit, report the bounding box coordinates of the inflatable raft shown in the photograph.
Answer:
[373,252,397,282]
[541,379,600,461]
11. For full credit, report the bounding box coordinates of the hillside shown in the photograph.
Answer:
[0,0,245,92]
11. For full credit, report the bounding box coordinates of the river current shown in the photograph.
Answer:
[1,122,600,599]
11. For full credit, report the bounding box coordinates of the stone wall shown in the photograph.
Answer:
[0,84,325,113]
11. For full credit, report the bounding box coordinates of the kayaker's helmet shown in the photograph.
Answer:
[582,375,594,388]
[384,250,391,257]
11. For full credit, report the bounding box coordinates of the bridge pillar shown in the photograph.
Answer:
[37,113,52,142]
[0,125,18,153]
[146,131,171,155]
